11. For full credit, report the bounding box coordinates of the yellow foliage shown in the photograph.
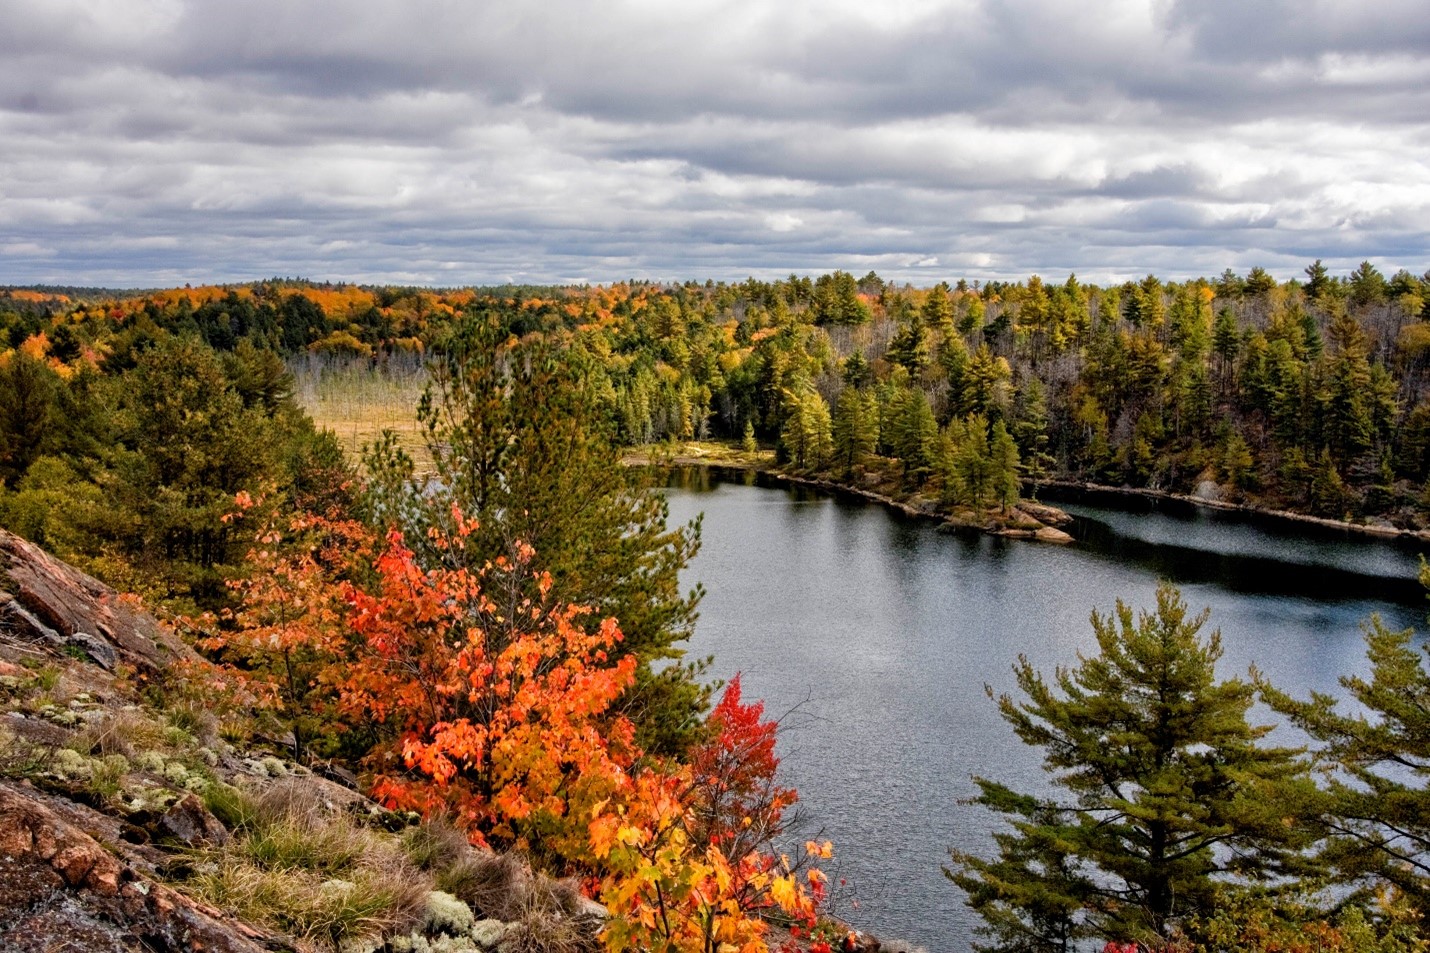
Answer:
[19,333,48,360]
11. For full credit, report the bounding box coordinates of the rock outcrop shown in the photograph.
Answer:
[0,529,195,674]
[0,527,609,953]
[0,782,278,953]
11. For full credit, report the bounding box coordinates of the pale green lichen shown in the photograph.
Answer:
[470,919,508,948]
[386,934,484,953]
[51,747,92,777]
[423,890,476,936]
[135,750,166,773]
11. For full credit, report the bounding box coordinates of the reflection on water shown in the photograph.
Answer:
[660,468,1424,951]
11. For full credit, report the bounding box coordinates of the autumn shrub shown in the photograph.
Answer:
[337,526,639,867]
[590,677,830,953]
[205,497,828,951]
[200,496,374,763]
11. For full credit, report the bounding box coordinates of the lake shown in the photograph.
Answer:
[660,469,1427,952]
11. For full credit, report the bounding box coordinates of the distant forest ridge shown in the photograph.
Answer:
[3,260,1430,534]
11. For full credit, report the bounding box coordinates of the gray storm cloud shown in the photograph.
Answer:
[0,0,1426,286]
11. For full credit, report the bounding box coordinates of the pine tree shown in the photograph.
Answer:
[1261,603,1430,918]
[952,415,994,508]
[780,387,833,471]
[989,420,1021,512]
[893,389,939,487]
[364,313,705,755]
[832,386,878,478]
[888,294,932,378]
[1011,377,1053,483]
[949,585,1313,949]
[1304,259,1333,302]
[1321,309,1375,462]
[1212,307,1240,397]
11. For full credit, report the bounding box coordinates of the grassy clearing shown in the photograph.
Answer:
[289,353,431,473]
[622,439,777,470]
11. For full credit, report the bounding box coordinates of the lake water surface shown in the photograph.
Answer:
[660,469,1426,952]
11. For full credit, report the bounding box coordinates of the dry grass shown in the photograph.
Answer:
[401,814,474,872]
[289,353,431,473]
[69,707,171,759]
[435,849,596,953]
[193,858,428,951]
[187,778,431,951]
[623,439,776,471]
[500,890,596,953]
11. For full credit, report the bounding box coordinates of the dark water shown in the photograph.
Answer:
[660,469,1426,952]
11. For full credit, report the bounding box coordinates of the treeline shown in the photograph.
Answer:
[8,259,1428,526]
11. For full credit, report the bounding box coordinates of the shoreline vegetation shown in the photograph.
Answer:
[624,440,1430,545]
[622,441,1075,543]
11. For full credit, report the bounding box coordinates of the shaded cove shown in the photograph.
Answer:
[660,467,1426,952]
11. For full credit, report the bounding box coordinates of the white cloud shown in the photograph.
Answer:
[0,0,1425,286]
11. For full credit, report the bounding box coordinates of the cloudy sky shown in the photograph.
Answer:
[3,0,1428,287]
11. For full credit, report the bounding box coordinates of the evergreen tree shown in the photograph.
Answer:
[1011,377,1053,483]
[989,420,1021,512]
[949,585,1313,948]
[1221,429,1255,489]
[364,313,706,755]
[1262,604,1430,918]
[841,351,872,390]
[1211,308,1240,397]
[952,415,994,508]
[1349,261,1388,309]
[1304,259,1333,302]
[1244,266,1277,298]
[923,282,955,338]
[892,388,939,486]
[887,296,932,378]
[1322,309,1376,462]
[1310,448,1349,517]
[0,351,59,488]
[780,386,833,471]
[832,386,878,478]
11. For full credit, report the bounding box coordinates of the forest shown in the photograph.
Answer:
[1,263,1429,952]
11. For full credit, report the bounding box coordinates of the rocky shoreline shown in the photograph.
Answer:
[1033,478,1430,543]
[630,444,1430,548]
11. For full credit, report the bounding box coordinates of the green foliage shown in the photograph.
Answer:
[1186,891,1430,953]
[779,386,834,471]
[364,312,706,755]
[831,386,878,478]
[0,352,60,488]
[1261,604,1430,919]
[0,330,349,610]
[950,584,1314,948]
